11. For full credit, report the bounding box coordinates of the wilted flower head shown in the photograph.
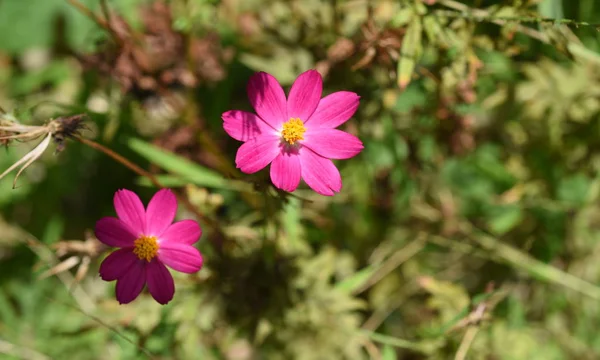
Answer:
[0,113,86,187]
[95,188,203,305]
[222,70,363,196]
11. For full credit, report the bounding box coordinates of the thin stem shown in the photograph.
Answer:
[74,135,223,244]
[454,326,479,360]
[99,0,124,44]
[353,235,427,295]
[439,11,600,29]
[47,297,156,359]
[437,0,550,44]
[361,330,432,354]
[75,135,161,187]
[66,0,123,45]
[66,0,110,32]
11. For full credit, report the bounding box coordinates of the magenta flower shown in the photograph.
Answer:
[222,69,363,196]
[95,189,203,305]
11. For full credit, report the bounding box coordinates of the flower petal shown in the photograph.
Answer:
[158,242,203,274]
[303,128,364,159]
[270,151,301,192]
[146,260,175,305]
[305,91,360,128]
[114,189,146,235]
[247,72,287,129]
[235,134,280,174]
[222,110,276,142]
[115,261,146,304]
[95,217,137,247]
[145,189,177,237]
[99,248,138,281]
[287,69,323,121]
[160,220,202,245]
[299,147,342,196]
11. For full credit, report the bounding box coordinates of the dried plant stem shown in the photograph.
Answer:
[21,231,95,313]
[66,0,110,32]
[75,135,161,187]
[74,135,223,241]
[430,225,600,300]
[66,0,123,45]
[361,254,468,331]
[361,338,381,360]
[454,326,480,360]
[99,0,113,26]
[353,234,427,295]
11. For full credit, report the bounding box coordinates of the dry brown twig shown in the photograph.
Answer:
[38,230,106,290]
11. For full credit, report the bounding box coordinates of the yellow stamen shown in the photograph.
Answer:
[281,118,306,145]
[133,235,159,262]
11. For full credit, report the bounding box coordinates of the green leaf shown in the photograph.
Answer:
[487,205,524,236]
[397,16,422,89]
[11,60,73,96]
[361,330,438,354]
[335,263,380,294]
[394,85,427,113]
[390,7,413,27]
[42,216,64,244]
[135,174,190,188]
[280,197,310,255]
[538,0,564,20]
[557,173,590,206]
[382,344,397,360]
[128,138,234,190]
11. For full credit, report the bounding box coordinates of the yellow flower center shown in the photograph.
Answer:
[281,118,306,145]
[133,235,159,262]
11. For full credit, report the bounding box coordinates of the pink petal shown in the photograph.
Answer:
[160,220,202,245]
[95,217,137,247]
[146,260,175,305]
[270,152,301,192]
[287,69,323,121]
[299,147,342,196]
[303,128,364,159]
[115,261,146,304]
[114,189,146,235]
[99,248,138,281]
[305,91,360,128]
[247,72,287,129]
[235,134,280,174]
[158,242,203,274]
[145,189,177,237]
[222,110,276,142]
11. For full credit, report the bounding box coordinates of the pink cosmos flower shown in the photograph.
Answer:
[222,69,363,196]
[95,189,203,305]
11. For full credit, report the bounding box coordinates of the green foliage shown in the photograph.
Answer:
[2,0,600,359]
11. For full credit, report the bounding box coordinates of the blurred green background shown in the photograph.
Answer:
[1,0,600,359]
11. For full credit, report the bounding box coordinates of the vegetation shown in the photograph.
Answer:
[1,0,600,359]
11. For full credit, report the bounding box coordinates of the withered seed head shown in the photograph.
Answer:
[51,114,88,153]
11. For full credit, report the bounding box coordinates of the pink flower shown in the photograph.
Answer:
[95,189,203,305]
[222,69,363,196]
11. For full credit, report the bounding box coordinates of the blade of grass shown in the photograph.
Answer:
[360,329,438,354]
[468,228,600,300]
[128,138,250,191]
